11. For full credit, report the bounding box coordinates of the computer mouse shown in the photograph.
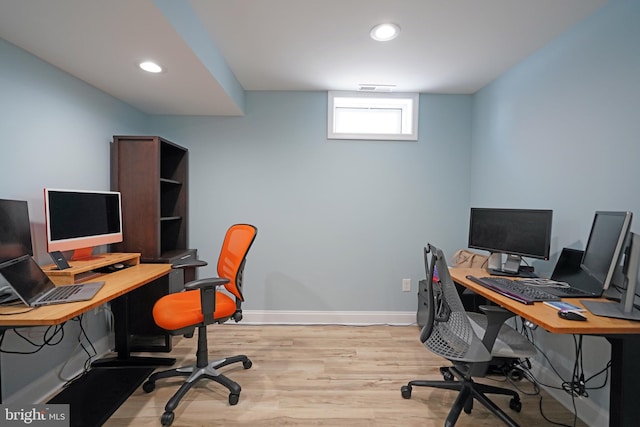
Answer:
[113,263,125,269]
[558,310,587,321]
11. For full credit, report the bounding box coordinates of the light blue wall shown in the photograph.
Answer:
[1,1,634,417]
[471,0,640,420]
[150,92,472,311]
[0,35,473,402]
[0,38,149,401]
[0,39,150,260]
[472,0,640,273]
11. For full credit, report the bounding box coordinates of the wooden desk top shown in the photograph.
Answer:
[0,263,171,328]
[451,267,640,335]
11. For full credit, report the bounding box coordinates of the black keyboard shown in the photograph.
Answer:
[466,275,561,305]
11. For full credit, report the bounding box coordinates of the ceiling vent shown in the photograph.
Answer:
[358,84,396,92]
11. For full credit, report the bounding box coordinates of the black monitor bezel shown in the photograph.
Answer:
[468,207,553,260]
[0,199,34,267]
[580,210,632,291]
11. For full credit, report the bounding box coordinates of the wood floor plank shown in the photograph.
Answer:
[106,325,587,426]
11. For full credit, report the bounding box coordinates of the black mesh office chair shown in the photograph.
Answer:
[401,244,536,427]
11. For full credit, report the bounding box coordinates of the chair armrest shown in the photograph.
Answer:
[479,304,515,317]
[478,305,517,351]
[184,277,229,291]
[172,260,208,269]
[183,277,230,324]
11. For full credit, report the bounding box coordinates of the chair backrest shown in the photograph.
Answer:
[420,244,491,364]
[217,224,257,301]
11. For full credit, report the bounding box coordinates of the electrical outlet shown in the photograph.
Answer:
[402,278,411,292]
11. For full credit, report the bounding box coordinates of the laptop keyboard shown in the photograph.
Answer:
[40,285,82,302]
[553,286,590,296]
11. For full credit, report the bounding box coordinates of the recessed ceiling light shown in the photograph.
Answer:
[139,61,163,73]
[370,23,400,42]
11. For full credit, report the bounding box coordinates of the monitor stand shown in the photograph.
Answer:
[487,253,537,278]
[70,246,103,261]
[582,300,640,321]
[0,285,19,304]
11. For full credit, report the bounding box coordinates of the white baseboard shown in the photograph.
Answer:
[241,310,417,325]
[6,335,112,405]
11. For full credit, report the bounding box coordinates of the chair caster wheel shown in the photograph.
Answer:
[441,369,456,381]
[509,397,522,412]
[400,385,412,399]
[161,411,174,426]
[463,397,473,414]
[229,393,240,405]
[243,359,252,369]
[142,381,155,393]
[439,367,455,381]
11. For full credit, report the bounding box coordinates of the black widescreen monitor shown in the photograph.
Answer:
[0,199,34,267]
[468,208,553,276]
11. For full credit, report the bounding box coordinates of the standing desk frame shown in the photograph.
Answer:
[451,267,640,427]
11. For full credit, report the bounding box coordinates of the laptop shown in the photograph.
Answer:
[0,255,104,307]
[520,248,604,298]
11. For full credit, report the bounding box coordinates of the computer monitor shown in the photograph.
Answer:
[468,208,553,276]
[44,188,123,260]
[0,199,34,267]
[582,231,640,321]
[580,210,632,291]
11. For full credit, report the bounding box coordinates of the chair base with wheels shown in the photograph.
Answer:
[401,365,522,427]
[143,323,253,426]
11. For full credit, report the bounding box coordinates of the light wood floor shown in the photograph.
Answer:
[106,325,587,427]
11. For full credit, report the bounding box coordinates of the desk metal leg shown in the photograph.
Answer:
[91,292,175,368]
[607,335,640,427]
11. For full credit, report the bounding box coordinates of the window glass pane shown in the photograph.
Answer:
[328,91,418,141]
[334,107,402,134]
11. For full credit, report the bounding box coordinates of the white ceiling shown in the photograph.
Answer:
[0,0,607,116]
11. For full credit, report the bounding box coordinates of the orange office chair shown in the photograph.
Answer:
[142,224,257,427]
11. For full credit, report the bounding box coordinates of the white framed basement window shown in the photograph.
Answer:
[328,91,419,141]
